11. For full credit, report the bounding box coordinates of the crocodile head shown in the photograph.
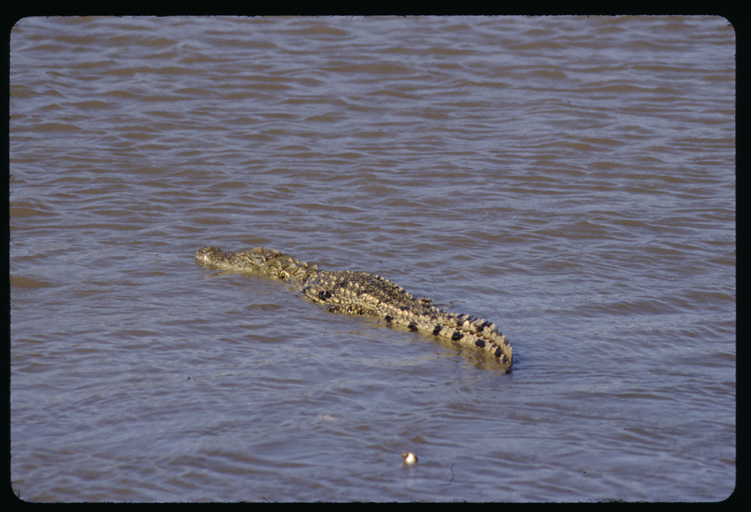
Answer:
[195,246,274,272]
[195,246,313,281]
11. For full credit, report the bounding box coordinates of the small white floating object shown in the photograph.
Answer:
[402,452,418,465]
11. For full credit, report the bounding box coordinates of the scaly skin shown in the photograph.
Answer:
[195,246,512,371]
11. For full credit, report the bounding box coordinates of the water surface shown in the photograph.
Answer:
[10,16,735,502]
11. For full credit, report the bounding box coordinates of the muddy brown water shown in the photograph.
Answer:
[10,16,735,502]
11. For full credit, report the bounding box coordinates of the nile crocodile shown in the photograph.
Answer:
[195,246,512,371]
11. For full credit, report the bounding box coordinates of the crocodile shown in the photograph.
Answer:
[195,246,512,371]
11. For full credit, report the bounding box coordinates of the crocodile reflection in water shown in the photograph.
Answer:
[195,246,512,371]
